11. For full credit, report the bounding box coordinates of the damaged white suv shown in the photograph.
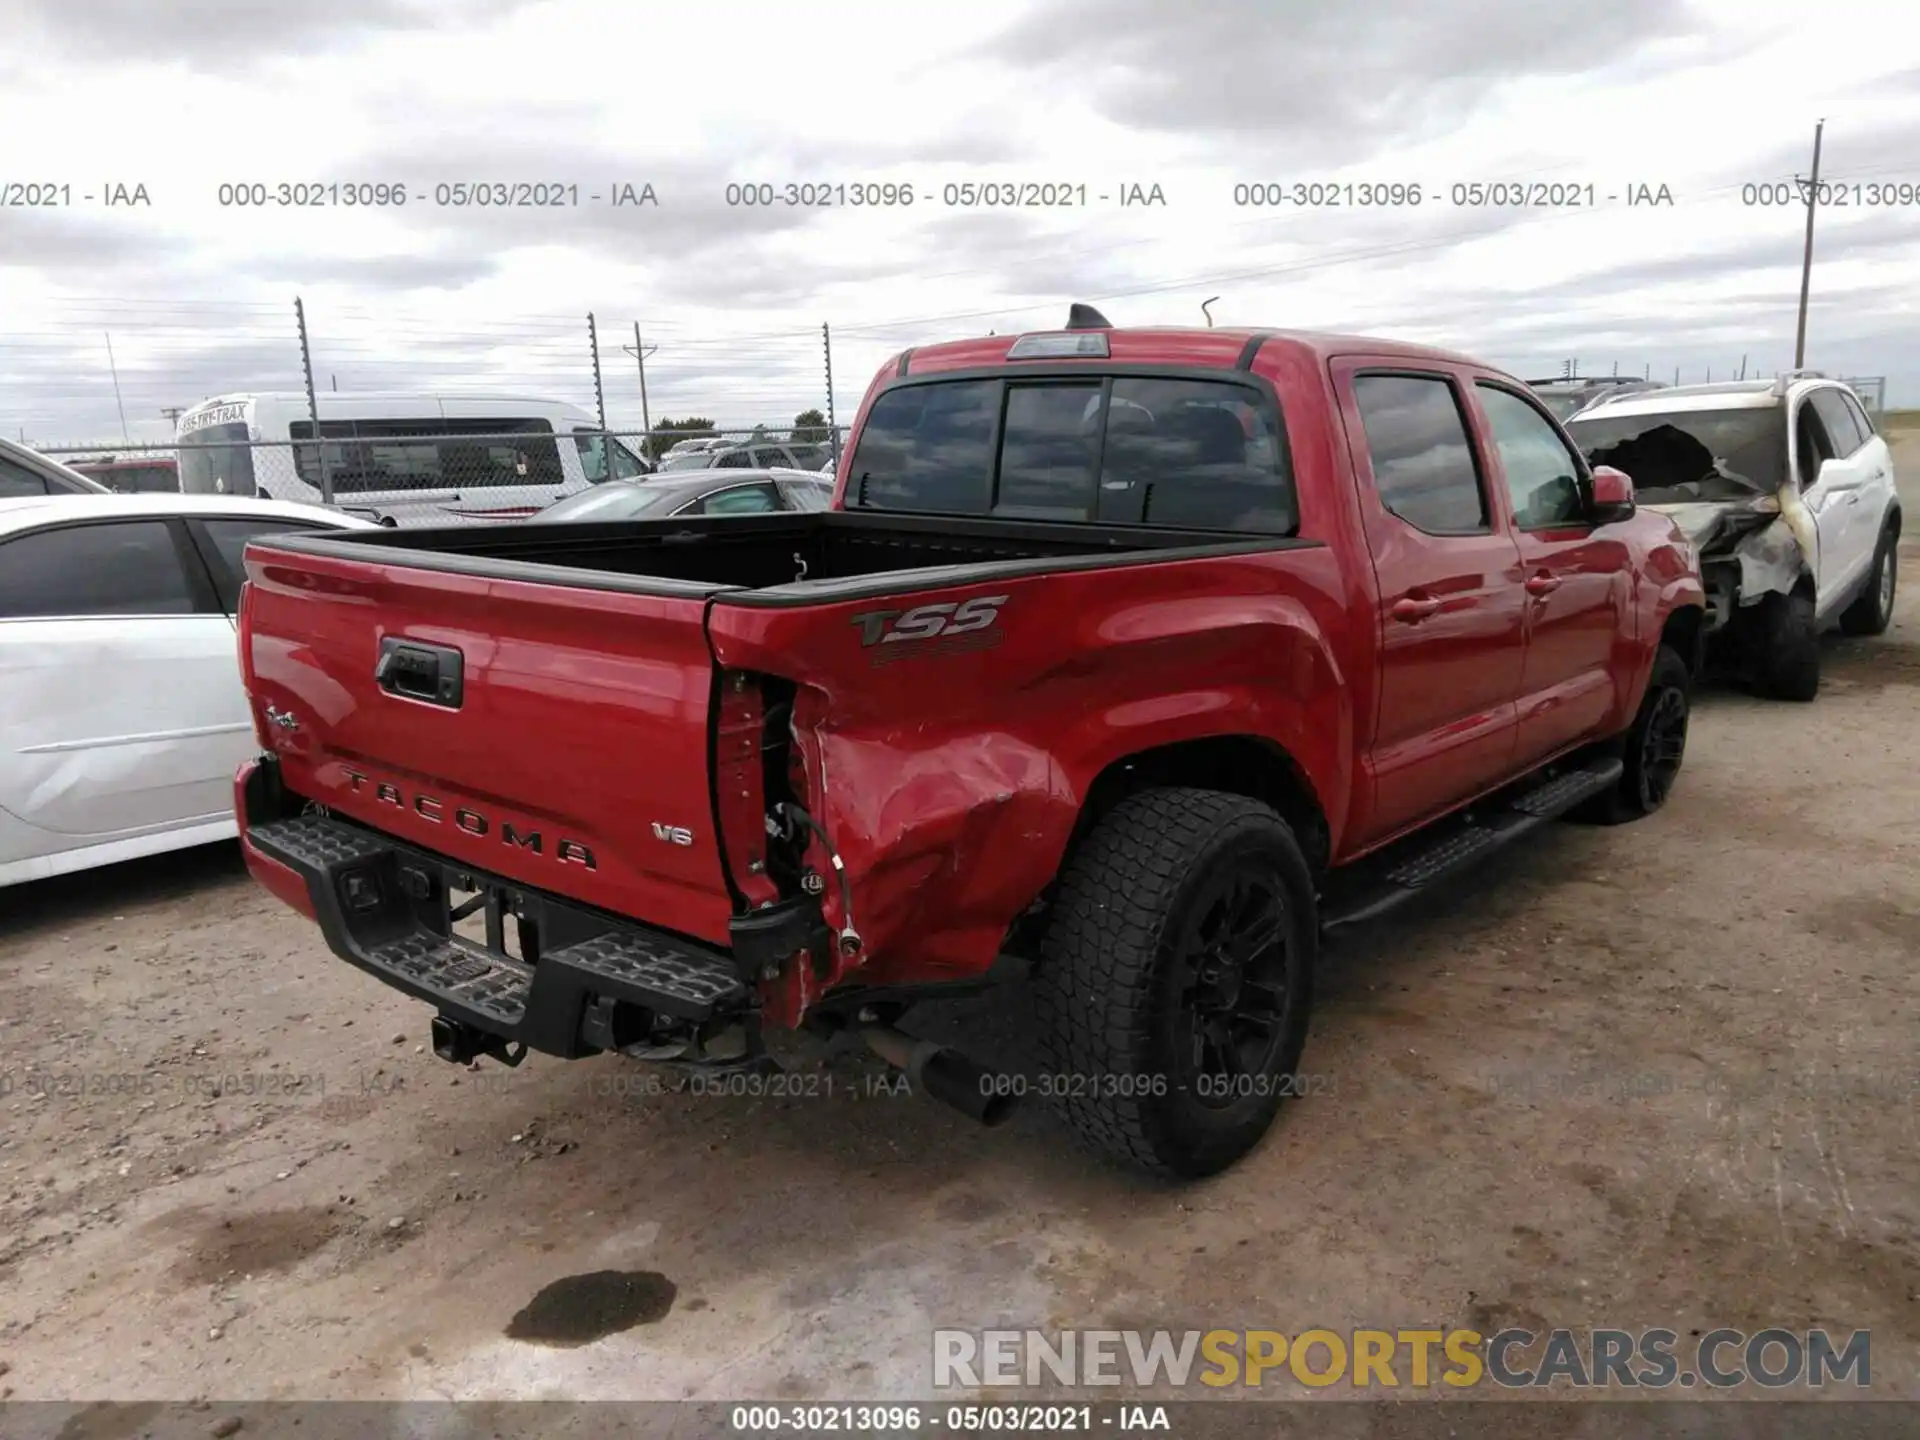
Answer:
[1566,374,1899,700]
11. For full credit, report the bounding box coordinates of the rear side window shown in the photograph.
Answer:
[192,517,326,611]
[777,478,830,510]
[694,483,781,514]
[845,375,1295,534]
[1841,391,1876,439]
[0,521,197,618]
[0,456,50,497]
[1351,374,1488,535]
[1808,390,1864,457]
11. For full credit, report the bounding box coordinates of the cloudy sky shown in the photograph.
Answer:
[2,0,1916,446]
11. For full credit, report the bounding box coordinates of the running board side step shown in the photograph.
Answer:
[1320,756,1623,933]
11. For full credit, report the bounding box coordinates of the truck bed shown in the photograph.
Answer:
[259,508,1302,601]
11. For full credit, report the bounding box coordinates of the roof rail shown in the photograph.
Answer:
[1770,367,1827,396]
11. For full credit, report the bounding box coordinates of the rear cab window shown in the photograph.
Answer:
[843,373,1297,535]
[1349,374,1489,534]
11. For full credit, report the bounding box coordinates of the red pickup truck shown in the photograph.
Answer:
[234,308,1705,1177]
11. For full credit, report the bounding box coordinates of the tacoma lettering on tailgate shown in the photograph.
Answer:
[341,767,597,869]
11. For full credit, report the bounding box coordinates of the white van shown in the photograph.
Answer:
[174,392,651,524]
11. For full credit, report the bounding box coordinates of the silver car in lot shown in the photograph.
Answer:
[532,468,832,522]
[655,439,832,474]
[0,493,376,886]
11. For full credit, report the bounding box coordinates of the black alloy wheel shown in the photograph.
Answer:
[1168,863,1294,1108]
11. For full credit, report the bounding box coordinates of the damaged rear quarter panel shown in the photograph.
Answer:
[703,547,1357,989]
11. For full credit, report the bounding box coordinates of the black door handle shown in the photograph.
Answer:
[376,637,464,707]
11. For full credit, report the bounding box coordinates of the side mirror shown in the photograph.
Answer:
[1816,456,1858,491]
[1589,466,1635,524]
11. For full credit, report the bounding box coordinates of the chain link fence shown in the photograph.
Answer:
[10,294,860,523]
[36,424,850,526]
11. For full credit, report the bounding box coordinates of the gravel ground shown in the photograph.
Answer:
[2,432,1916,1410]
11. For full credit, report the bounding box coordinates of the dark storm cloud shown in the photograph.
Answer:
[8,0,533,65]
[976,0,1709,161]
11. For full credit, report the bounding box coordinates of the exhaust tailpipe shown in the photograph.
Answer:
[861,1025,1019,1127]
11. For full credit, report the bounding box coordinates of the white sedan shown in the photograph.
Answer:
[0,493,376,887]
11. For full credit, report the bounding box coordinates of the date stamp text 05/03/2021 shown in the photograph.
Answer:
[12,177,1920,211]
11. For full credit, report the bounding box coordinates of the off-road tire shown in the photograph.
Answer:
[1574,645,1691,825]
[1752,590,1821,701]
[1839,524,1898,637]
[1032,787,1316,1179]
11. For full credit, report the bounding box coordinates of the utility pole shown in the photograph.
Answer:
[1793,118,1825,368]
[105,332,130,443]
[623,324,656,438]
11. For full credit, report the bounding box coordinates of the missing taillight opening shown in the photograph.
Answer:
[755,674,811,889]
[712,670,810,910]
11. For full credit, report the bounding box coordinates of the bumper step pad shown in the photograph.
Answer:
[248,813,747,1058]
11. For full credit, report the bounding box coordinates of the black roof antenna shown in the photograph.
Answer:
[1066,302,1112,331]
[1201,296,1220,328]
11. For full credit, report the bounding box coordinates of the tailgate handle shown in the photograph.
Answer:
[375,637,464,708]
